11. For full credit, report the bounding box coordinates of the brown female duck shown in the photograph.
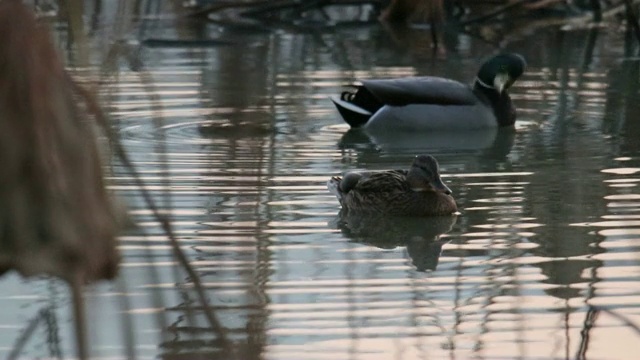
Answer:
[327,155,457,216]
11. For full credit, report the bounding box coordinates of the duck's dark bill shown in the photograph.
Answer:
[432,177,452,195]
[329,95,371,128]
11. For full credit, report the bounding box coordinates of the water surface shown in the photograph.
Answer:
[3,15,640,360]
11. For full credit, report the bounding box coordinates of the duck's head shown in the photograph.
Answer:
[407,155,452,195]
[475,53,527,94]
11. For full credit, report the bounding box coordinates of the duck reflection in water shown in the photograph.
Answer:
[338,126,516,168]
[331,213,457,272]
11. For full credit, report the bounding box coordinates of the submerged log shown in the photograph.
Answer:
[0,0,121,358]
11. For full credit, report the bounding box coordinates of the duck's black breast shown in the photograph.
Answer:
[473,86,517,127]
[362,77,479,107]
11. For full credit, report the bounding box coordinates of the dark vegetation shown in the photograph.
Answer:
[184,0,640,48]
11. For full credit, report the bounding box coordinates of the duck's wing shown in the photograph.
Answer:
[361,77,477,106]
[351,170,408,193]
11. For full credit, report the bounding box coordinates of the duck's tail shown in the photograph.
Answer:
[327,176,344,203]
[329,95,371,128]
[329,85,382,128]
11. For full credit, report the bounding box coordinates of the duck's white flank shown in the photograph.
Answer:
[365,102,497,132]
[328,96,372,115]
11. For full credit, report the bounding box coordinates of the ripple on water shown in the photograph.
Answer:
[101,63,640,359]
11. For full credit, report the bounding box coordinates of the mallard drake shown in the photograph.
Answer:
[327,155,457,216]
[330,53,526,131]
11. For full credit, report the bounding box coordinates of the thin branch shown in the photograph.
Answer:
[458,0,528,26]
[591,0,602,22]
[562,0,640,27]
[189,0,288,18]
[68,77,234,356]
[7,309,46,360]
[70,273,88,360]
[190,0,382,19]
[624,0,640,46]
[587,305,640,335]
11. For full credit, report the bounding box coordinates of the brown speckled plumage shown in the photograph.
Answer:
[328,155,457,216]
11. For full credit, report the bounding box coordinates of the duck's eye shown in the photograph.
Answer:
[500,65,508,72]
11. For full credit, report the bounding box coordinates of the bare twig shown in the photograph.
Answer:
[189,0,288,18]
[115,276,138,360]
[458,0,528,26]
[190,0,382,19]
[68,76,234,356]
[591,0,602,21]
[70,273,88,360]
[525,0,567,10]
[624,0,640,45]
[562,0,640,27]
[7,309,46,360]
[577,305,640,358]
[586,305,640,335]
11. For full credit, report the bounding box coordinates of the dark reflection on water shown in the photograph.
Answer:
[331,213,457,272]
[338,127,517,170]
[4,11,640,360]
